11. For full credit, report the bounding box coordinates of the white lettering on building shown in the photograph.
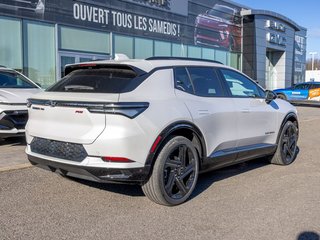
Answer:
[73,3,109,25]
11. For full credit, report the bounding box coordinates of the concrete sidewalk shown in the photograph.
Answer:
[0,137,31,171]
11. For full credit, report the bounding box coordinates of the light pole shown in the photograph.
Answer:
[309,52,318,71]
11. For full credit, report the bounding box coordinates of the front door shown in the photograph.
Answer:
[219,68,278,147]
[289,83,309,100]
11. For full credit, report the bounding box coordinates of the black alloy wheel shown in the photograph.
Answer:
[270,121,298,165]
[142,136,199,206]
[163,144,197,200]
[280,123,298,164]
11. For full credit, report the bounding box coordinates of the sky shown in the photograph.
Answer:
[235,0,320,59]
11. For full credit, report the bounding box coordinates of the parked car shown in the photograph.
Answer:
[274,82,320,102]
[26,57,299,206]
[0,66,42,139]
[194,4,241,51]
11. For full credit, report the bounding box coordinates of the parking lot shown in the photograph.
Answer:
[0,106,320,240]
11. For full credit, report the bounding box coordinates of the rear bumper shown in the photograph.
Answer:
[28,155,151,184]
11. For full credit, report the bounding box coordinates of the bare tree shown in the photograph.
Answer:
[306,58,320,70]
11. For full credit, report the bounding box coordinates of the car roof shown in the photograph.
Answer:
[66,57,229,74]
[298,82,320,84]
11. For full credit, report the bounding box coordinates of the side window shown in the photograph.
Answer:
[294,84,308,90]
[310,84,320,89]
[187,67,225,97]
[220,68,262,98]
[174,67,194,94]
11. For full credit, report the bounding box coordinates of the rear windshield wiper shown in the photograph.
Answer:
[64,85,94,91]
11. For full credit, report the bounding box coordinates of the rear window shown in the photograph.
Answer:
[0,71,38,89]
[47,68,142,93]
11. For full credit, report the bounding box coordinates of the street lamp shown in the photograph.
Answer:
[309,52,318,71]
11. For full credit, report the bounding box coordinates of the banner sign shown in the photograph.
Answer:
[0,0,243,52]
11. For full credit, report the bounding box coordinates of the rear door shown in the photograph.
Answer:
[218,68,278,147]
[174,66,237,158]
[309,83,320,101]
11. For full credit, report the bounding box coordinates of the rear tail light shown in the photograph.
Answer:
[27,99,149,119]
[88,102,149,119]
[102,157,134,163]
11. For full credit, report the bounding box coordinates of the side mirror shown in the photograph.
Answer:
[265,90,277,104]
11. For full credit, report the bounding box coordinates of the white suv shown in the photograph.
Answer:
[26,57,299,205]
[0,67,42,138]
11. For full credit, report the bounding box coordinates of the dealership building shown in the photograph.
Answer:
[0,0,306,89]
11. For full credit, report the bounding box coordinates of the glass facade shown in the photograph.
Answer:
[0,17,22,70]
[188,46,202,58]
[154,41,172,57]
[172,44,188,57]
[24,21,56,88]
[135,38,153,59]
[60,26,110,54]
[114,35,134,59]
[0,15,243,89]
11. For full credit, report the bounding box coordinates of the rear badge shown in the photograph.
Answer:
[75,110,83,114]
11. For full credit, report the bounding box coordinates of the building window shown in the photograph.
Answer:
[215,50,228,65]
[0,17,22,71]
[230,53,241,70]
[135,38,153,59]
[60,26,110,54]
[188,46,202,58]
[202,48,215,61]
[114,35,133,58]
[23,21,56,88]
[172,43,187,57]
[154,41,171,56]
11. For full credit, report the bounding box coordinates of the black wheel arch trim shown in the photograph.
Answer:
[145,121,207,175]
[276,112,299,144]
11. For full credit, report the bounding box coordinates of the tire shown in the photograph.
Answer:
[270,121,298,165]
[142,136,199,206]
[277,94,287,100]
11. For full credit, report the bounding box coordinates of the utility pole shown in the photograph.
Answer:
[309,52,318,70]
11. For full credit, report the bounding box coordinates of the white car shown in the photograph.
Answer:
[0,67,42,139]
[26,57,299,206]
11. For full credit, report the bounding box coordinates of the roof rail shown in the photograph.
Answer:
[146,57,223,65]
[0,65,7,68]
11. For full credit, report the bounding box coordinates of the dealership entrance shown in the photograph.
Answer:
[265,49,285,90]
[58,51,109,79]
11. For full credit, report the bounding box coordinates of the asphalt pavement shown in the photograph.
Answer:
[0,106,320,240]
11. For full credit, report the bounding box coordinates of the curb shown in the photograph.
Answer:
[0,163,32,173]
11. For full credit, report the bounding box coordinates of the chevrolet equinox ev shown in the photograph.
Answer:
[26,57,299,206]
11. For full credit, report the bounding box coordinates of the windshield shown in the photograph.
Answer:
[47,68,141,93]
[0,71,38,89]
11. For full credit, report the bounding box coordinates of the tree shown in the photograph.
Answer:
[306,58,320,70]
